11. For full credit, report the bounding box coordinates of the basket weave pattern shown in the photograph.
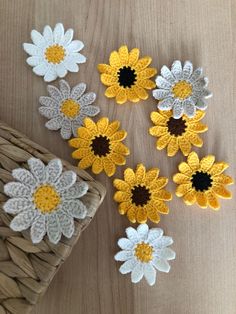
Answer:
[0,121,105,314]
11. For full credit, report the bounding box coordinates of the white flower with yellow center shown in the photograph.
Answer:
[114,224,175,286]
[39,80,100,139]
[3,158,88,244]
[153,60,212,119]
[23,23,86,82]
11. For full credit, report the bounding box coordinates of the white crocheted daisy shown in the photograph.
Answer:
[3,158,88,244]
[39,79,100,139]
[114,224,175,286]
[153,60,212,119]
[23,23,86,82]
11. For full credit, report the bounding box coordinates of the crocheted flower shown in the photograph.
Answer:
[39,80,99,139]
[114,224,175,286]
[153,60,212,118]
[173,152,234,209]
[23,23,86,82]
[3,158,88,244]
[98,45,157,104]
[149,110,208,157]
[113,164,172,223]
[69,117,130,177]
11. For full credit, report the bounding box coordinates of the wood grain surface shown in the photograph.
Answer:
[0,1,235,313]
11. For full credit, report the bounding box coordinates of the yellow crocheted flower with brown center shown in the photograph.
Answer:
[113,164,172,223]
[69,117,130,177]
[173,152,234,210]
[98,45,157,104]
[149,110,208,157]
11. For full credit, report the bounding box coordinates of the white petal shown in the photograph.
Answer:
[45,159,63,183]
[33,63,49,76]
[114,250,133,261]
[61,28,74,46]
[126,227,139,243]
[152,236,173,248]
[152,89,171,100]
[3,198,32,214]
[63,60,79,72]
[23,43,41,56]
[144,263,156,286]
[31,30,46,47]
[72,121,82,137]
[53,23,64,43]
[59,79,71,98]
[44,67,58,82]
[47,213,61,244]
[202,89,212,99]
[131,262,144,283]
[189,67,203,83]
[119,258,137,274]
[152,258,170,273]
[184,100,196,118]
[43,25,53,44]
[56,64,67,78]
[55,171,77,191]
[10,210,38,231]
[62,200,87,219]
[78,92,96,106]
[71,52,86,63]
[47,85,63,101]
[147,228,163,243]
[157,98,174,110]
[173,100,184,119]
[158,248,176,260]
[45,116,63,130]
[71,83,86,100]
[81,105,100,117]
[62,181,89,199]
[39,106,59,119]
[4,182,31,198]
[171,60,183,80]
[60,119,72,140]
[39,96,59,108]
[192,77,207,90]
[117,238,134,250]
[155,76,172,90]
[195,100,208,110]
[137,224,149,241]
[160,65,176,84]
[31,215,46,243]
[182,61,193,80]
[12,168,37,187]
[26,56,43,66]
[28,158,45,182]
[57,210,74,238]
[67,40,84,52]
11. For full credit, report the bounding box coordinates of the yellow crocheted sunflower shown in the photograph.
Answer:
[173,152,234,210]
[69,117,130,177]
[98,45,157,104]
[113,163,172,223]
[149,110,208,156]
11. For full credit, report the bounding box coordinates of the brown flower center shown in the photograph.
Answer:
[118,66,137,88]
[167,117,187,136]
[191,171,213,192]
[91,135,111,157]
[131,185,151,206]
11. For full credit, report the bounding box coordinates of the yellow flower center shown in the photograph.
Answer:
[135,242,153,263]
[172,81,192,99]
[60,99,80,118]
[33,185,61,214]
[45,44,66,64]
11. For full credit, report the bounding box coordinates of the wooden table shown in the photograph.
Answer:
[1,1,235,313]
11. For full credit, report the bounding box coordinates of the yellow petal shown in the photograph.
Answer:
[92,158,103,174]
[173,173,190,184]
[126,87,139,102]
[188,122,208,133]
[69,138,89,148]
[97,64,117,75]
[84,117,97,134]
[118,45,129,65]
[183,190,196,205]
[187,151,200,171]
[114,191,130,202]
[72,147,91,159]
[78,154,95,169]
[110,152,126,165]
[196,191,208,208]
[135,164,146,183]
[150,200,169,214]
[150,177,168,190]
[167,137,179,157]
[101,74,117,86]
[149,125,167,137]
[133,86,148,100]
[103,158,116,177]
[137,79,156,89]
[186,132,203,147]
[189,110,205,122]
[134,57,152,71]
[156,134,171,150]
[214,174,234,185]
[212,184,232,199]
[200,155,215,172]
[124,168,136,185]
[77,127,92,139]
[113,179,131,191]
[118,202,132,215]
[206,190,220,210]
[137,68,157,79]
[97,117,109,134]
[106,120,120,137]
[128,48,140,66]
[110,130,127,142]
[116,88,127,104]
[209,162,229,176]
[109,50,121,68]
[147,206,160,223]
[145,168,160,185]
[150,111,167,126]
[179,137,191,156]
[111,142,130,155]
[178,162,192,176]
[152,189,172,201]
[105,85,120,98]
[127,206,137,223]
[175,183,192,197]
[136,207,148,224]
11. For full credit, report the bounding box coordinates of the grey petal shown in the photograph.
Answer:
[28,158,45,182]
[182,61,193,80]
[62,181,89,199]
[10,210,38,232]
[31,215,46,243]
[47,85,63,101]
[160,65,176,84]
[189,67,203,83]
[152,89,171,100]
[3,198,33,214]
[4,182,31,198]
[195,100,208,110]
[173,100,184,119]
[72,120,83,137]
[62,199,87,219]
[60,119,72,140]
[39,106,59,119]
[71,83,86,100]
[155,76,172,90]
[47,213,61,244]
[55,171,77,191]
[171,60,182,80]
[45,159,63,183]
[184,100,196,118]
[59,79,71,99]
[39,96,59,108]
[157,98,174,110]
[45,116,63,130]
[78,92,96,106]
[57,210,75,238]
[80,105,100,116]
[12,168,37,187]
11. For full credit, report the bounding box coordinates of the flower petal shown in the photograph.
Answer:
[59,79,70,98]
[57,210,75,238]
[39,106,59,119]
[158,98,174,110]
[182,61,193,80]
[45,116,63,130]
[4,182,31,198]
[70,83,86,100]
[152,89,171,100]
[43,25,53,44]
[91,158,103,174]
[187,151,199,170]
[47,85,63,101]
[206,190,220,210]
[135,163,146,183]
[79,92,96,106]
[33,63,49,76]
[61,28,73,46]
[12,168,37,187]
[23,43,40,56]
[126,227,139,243]
[105,85,120,98]
[212,184,232,199]
[136,207,148,223]
[45,159,63,183]
[184,100,196,118]
[178,162,192,176]
[158,248,176,260]
[10,210,38,231]
[118,45,129,65]
[175,183,192,197]
[156,134,171,150]
[173,100,184,119]
[134,56,152,71]
[79,155,96,169]
[173,173,190,184]
[3,198,32,214]
[196,191,208,208]
[132,86,148,100]
[53,23,64,43]
[189,67,203,83]
[178,136,191,156]
[136,224,149,240]
[200,155,215,172]
[167,137,179,157]
[119,259,137,274]
[131,263,144,283]
[171,60,182,80]
[152,258,170,273]
[155,76,172,90]
[97,117,109,133]
[110,130,127,142]
[114,250,133,261]
[144,263,156,286]
[147,228,163,242]
[44,67,57,82]
[124,168,136,185]
[117,238,134,250]
[47,213,61,244]
[116,88,127,104]
[62,199,87,219]
[31,30,46,47]
[160,65,176,84]
[183,190,196,205]
[62,181,88,199]
[55,171,77,191]
[128,48,140,66]
[147,206,160,223]
[109,51,121,68]
[209,162,229,176]
[67,40,84,52]
[28,158,45,182]
[31,215,46,244]
[39,96,58,108]
[60,119,72,140]
[103,158,116,177]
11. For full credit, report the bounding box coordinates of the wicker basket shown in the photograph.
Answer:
[0,121,106,314]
